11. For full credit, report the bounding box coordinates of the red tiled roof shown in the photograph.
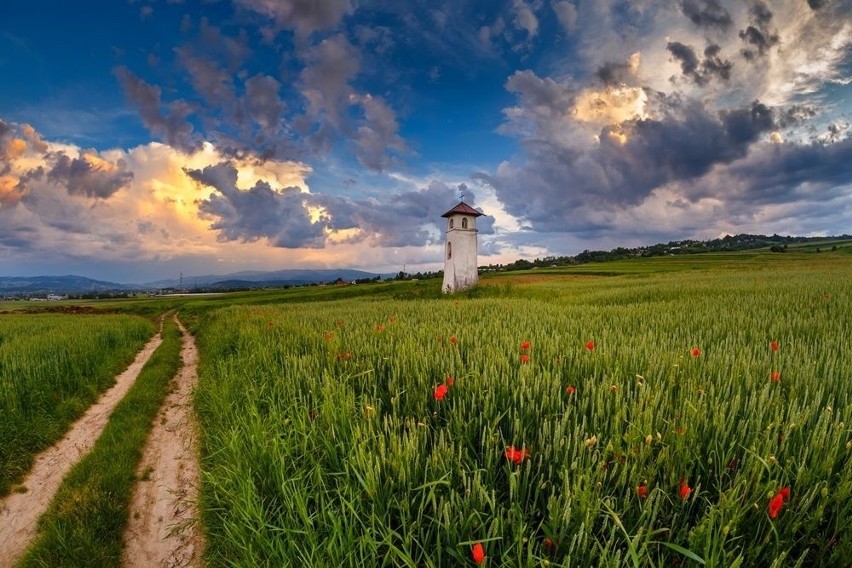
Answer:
[441,201,484,218]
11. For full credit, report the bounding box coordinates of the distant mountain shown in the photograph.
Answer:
[144,269,381,289]
[0,275,135,294]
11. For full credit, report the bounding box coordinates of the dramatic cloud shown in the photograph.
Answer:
[739,1,780,61]
[47,153,134,199]
[680,0,733,31]
[188,162,326,248]
[667,41,733,85]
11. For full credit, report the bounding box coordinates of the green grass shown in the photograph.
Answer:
[193,258,851,567]
[18,315,183,568]
[0,313,155,496]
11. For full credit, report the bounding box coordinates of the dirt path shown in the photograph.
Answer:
[0,320,164,567]
[123,315,204,568]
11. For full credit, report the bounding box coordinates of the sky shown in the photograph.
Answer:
[0,0,850,283]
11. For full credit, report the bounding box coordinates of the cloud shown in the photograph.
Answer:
[234,0,351,36]
[114,66,201,153]
[512,0,539,39]
[667,41,733,85]
[739,1,780,61]
[352,94,405,171]
[552,1,578,34]
[47,152,134,198]
[299,34,360,135]
[243,74,286,134]
[188,161,326,248]
[679,0,733,31]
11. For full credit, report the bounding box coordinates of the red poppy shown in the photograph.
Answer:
[520,340,531,351]
[679,478,692,500]
[636,484,648,499]
[566,385,576,395]
[471,542,485,565]
[520,354,530,364]
[445,376,455,387]
[690,347,701,358]
[585,340,595,351]
[375,324,385,332]
[505,445,530,464]
[769,487,790,519]
[771,371,781,382]
[324,331,334,340]
[449,335,458,345]
[542,537,557,555]
[433,384,448,401]
[388,316,397,324]
[770,340,779,352]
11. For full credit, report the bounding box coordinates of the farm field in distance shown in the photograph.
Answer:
[189,252,850,566]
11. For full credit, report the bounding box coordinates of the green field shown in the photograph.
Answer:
[0,313,155,495]
[5,251,851,566]
[188,254,850,566]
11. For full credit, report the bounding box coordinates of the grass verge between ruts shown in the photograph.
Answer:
[18,314,183,568]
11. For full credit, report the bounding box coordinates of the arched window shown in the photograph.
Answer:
[461,217,468,229]
[447,242,452,259]
[449,218,454,229]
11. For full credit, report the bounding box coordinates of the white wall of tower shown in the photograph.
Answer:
[442,214,479,293]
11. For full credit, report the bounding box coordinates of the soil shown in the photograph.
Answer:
[0,321,164,566]
[122,316,205,568]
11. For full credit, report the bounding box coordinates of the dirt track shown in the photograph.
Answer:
[123,315,204,567]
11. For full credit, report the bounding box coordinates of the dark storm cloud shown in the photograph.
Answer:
[490,95,777,230]
[807,0,827,9]
[679,0,733,30]
[595,61,635,86]
[667,42,700,81]
[689,135,852,205]
[739,1,780,61]
[234,0,351,36]
[187,162,326,248]
[47,153,134,199]
[667,41,733,85]
[114,66,201,153]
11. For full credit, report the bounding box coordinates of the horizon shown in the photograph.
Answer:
[1,0,851,282]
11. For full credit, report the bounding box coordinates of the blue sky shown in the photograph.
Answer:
[1,0,850,282]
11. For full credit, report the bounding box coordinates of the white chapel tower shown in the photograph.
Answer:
[441,201,484,293]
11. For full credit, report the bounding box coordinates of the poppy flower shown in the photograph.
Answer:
[505,445,530,464]
[585,340,595,351]
[433,384,448,401]
[769,487,790,519]
[520,340,531,351]
[324,331,334,340]
[471,542,486,565]
[690,347,701,358]
[770,340,779,352]
[520,354,530,364]
[543,537,557,555]
[636,484,648,499]
[566,385,576,395]
[449,335,458,345]
[445,376,455,387]
[771,371,781,382]
[375,324,385,332]
[388,316,397,324]
[679,478,692,500]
